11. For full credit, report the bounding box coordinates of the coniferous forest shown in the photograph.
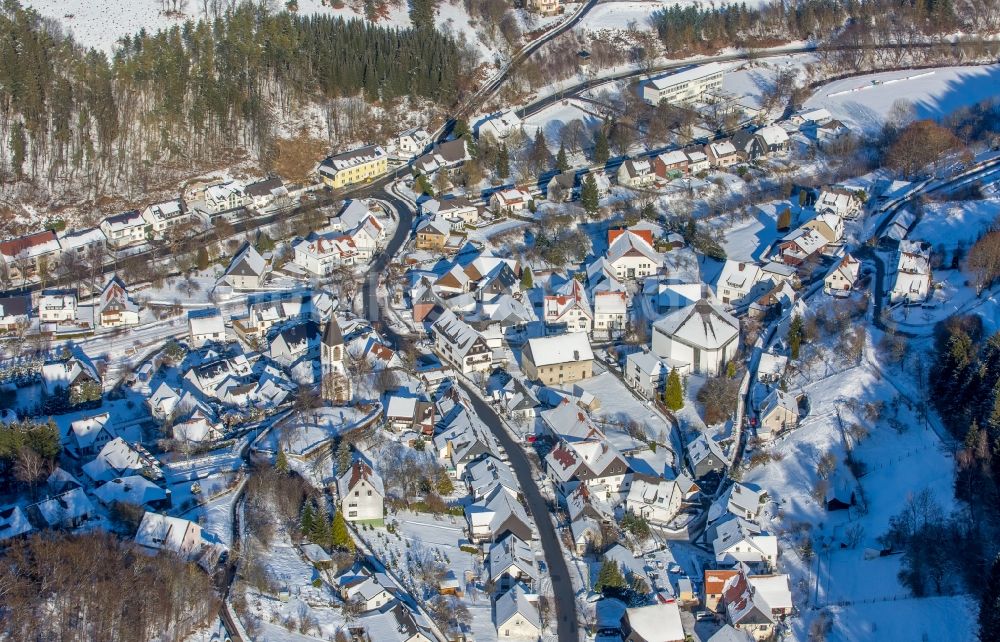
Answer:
[0,0,470,200]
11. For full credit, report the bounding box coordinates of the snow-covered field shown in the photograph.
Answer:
[804,64,1000,134]
[575,1,672,31]
[27,0,498,61]
[910,198,1000,257]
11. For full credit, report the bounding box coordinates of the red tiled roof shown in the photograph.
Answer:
[0,230,56,257]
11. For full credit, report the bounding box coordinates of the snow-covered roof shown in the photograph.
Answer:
[32,488,93,527]
[748,574,792,611]
[337,460,385,498]
[494,584,540,631]
[0,505,32,541]
[320,145,387,173]
[135,511,202,554]
[648,62,726,90]
[606,230,661,266]
[688,433,726,467]
[713,517,778,563]
[755,124,789,146]
[488,534,538,582]
[188,309,225,337]
[524,332,593,368]
[658,150,689,166]
[898,240,931,274]
[719,260,762,292]
[757,353,788,380]
[593,291,627,316]
[93,476,167,506]
[626,350,671,379]
[625,602,684,642]
[708,140,737,158]
[57,227,105,252]
[760,389,798,418]
[82,437,145,482]
[70,412,112,450]
[224,243,267,279]
[653,299,739,351]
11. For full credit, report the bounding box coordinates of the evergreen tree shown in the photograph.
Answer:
[594,559,626,593]
[331,510,356,552]
[497,145,510,179]
[640,202,656,221]
[789,314,804,360]
[556,143,569,172]
[520,267,534,290]
[336,440,353,476]
[530,129,550,171]
[196,247,209,271]
[777,206,792,231]
[310,502,331,547]
[581,174,599,216]
[435,468,454,495]
[981,554,1000,641]
[275,450,289,474]
[300,500,315,535]
[409,0,438,31]
[593,129,610,165]
[664,368,684,411]
[415,173,434,196]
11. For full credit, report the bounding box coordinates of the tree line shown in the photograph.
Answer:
[0,0,473,201]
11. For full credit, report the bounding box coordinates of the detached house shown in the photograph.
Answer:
[488,534,538,589]
[100,211,147,249]
[244,177,287,210]
[204,182,248,212]
[0,295,30,332]
[0,231,61,281]
[467,486,533,543]
[476,109,523,141]
[413,138,469,175]
[490,188,532,214]
[543,280,593,334]
[187,308,226,347]
[141,200,191,239]
[890,240,932,304]
[606,228,662,280]
[38,289,78,323]
[816,186,864,219]
[625,476,684,526]
[713,517,778,568]
[522,332,594,386]
[824,254,860,296]
[135,512,204,561]
[757,389,799,441]
[705,140,740,168]
[337,460,385,524]
[494,584,541,639]
[623,603,685,642]
[617,158,656,188]
[415,218,451,251]
[96,276,140,328]
[431,309,493,374]
[222,242,268,290]
[625,351,672,400]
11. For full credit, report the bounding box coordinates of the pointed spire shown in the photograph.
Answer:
[323,317,343,347]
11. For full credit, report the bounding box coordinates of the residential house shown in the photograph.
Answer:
[717,261,764,306]
[82,437,147,483]
[394,128,430,157]
[754,125,790,153]
[0,505,33,543]
[343,573,396,611]
[494,584,541,638]
[641,62,725,106]
[527,0,561,14]
[500,378,540,422]
[0,230,61,280]
[593,290,627,339]
[100,211,147,249]
[415,218,451,251]
[476,110,523,141]
[757,389,799,441]
[488,535,538,589]
[756,352,787,385]
[816,186,864,219]
[93,476,169,509]
[521,332,593,386]
[431,309,493,374]
[775,227,827,266]
[687,434,727,479]
[38,289,78,323]
[293,234,362,275]
[268,321,319,367]
[547,171,577,202]
[57,227,106,260]
[188,309,226,347]
[69,412,115,456]
[141,200,192,239]
[318,145,388,189]
[413,138,468,175]
[384,395,435,435]
[355,601,435,642]
[135,512,204,560]
[625,351,672,400]
[625,476,684,526]
[28,488,94,529]
[802,212,845,246]
[731,129,767,161]
[0,295,30,332]
[824,254,861,296]
[617,159,656,189]
[467,486,533,543]
[337,460,385,523]
[96,275,140,328]
[654,150,690,178]
[705,569,740,612]
[222,242,269,290]
[490,188,532,214]
[890,240,932,304]
[727,483,767,521]
[434,407,501,478]
[705,140,740,168]
[713,518,778,568]
[467,455,520,501]
[606,228,662,280]
[543,280,593,334]
[41,355,101,400]
[204,182,248,212]
[622,602,685,642]
[685,147,710,173]
[652,299,739,376]
[244,177,287,210]
[721,572,792,641]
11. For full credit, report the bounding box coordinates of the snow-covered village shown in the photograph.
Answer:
[1,1,1000,641]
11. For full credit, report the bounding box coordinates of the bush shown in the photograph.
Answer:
[696,375,741,424]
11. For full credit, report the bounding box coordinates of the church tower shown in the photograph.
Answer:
[321,317,349,403]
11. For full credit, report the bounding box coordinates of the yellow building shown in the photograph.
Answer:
[318,145,388,189]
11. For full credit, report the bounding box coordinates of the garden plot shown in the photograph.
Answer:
[575,370,673,455]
